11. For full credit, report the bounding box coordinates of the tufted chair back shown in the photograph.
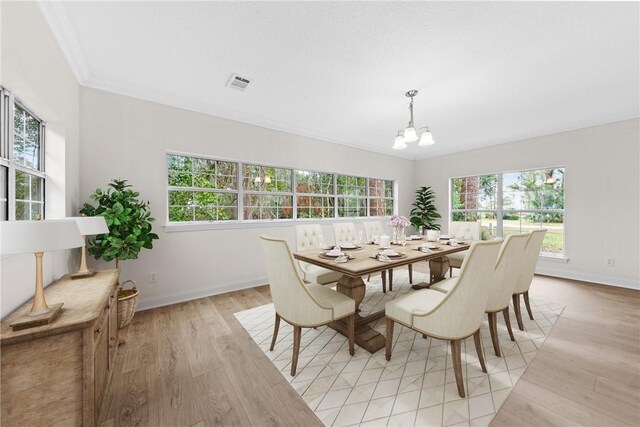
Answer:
[488,233,529,311]
[260,235,333,326]
[363,221,385,242]
[513,229,546,294]
[295,224,323,251]
[449,221,481,240]
[332,222,358,246]
[413,240,502,339]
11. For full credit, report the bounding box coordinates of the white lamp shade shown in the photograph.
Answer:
[392,134,407,150]
[403,126,418,143]
[0,220,84,255]
[418,129,435,146]
[69,216,109,236]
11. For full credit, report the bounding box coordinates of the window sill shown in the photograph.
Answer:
[539,253,569,263]
[163,216,392,233]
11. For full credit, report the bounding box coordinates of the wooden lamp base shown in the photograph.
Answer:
[70,269,97,279]
[10,303,64,331]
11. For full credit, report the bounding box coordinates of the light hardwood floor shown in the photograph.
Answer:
[99,273,639,426]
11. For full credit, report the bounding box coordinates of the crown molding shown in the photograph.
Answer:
[37,0,90,84]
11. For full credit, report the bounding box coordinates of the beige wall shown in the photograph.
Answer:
[414,118,640,289]
[1,1,81,317]
[79,87,416,309]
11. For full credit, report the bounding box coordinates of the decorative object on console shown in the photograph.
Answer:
[0,220,83,330]
[80,179,159,269]
[392,90,435,150]
[410,186,442,233]
[69,216,109,279]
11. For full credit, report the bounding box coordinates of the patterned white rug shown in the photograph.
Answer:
[234,270,564,427]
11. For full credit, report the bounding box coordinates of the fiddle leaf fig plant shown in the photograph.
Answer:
[410,186,442,232]
[80,179,159,267]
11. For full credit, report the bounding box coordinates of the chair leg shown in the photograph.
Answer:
[487,312,501,357]
[367,274,371,282]
[513,294,525,331]
[385,317,394,361]
[388,269,393,292]
[473,329,487,373]
[408,264,413,284]
[347,314,355,356]
[524,291,534,320]
[503,307,515,342]
[291,325,302,376]
[449,266,453,277]
[269,313,281,351]
[382,271,387,293]
[450,339,465,398]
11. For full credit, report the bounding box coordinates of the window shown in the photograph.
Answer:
[0,88,46,221]
[167,154,238,222]
[242,164,293,220]
[166,153,395,223]
[451,167,565,255]
[295,170,334,219]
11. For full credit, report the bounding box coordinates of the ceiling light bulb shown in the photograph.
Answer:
[254,177,262,183]
[393,134,407,150]
[264,176,272,184]
[418,129,435,146]
[403,126,418,143]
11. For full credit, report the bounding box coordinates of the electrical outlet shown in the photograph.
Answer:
[149,271,158,283]
[604,257,615,267]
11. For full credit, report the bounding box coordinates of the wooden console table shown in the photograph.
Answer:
[1,269,120,426]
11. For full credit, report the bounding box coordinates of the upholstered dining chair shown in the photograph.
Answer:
[433,233,529,357]
[332,222,358,246]
[294,224,342,286]
[260,235,356,376]
[512,229,547,330]
[446,221,481,277]
[385,240,502,398]
[363,220,413,292]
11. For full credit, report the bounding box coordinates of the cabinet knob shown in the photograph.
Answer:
[108,344,113,349]
[95,328,101,334]
[105,304,111,310]
[110,337,115,341]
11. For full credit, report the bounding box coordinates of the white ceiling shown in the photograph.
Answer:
[39,1,639,160]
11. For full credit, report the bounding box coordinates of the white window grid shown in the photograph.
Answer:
[166,152,395,223]
[0,88,46,221]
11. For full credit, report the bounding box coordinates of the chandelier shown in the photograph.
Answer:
[393,90,435,150]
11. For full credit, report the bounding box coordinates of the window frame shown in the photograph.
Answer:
[165,150,396,230]
[450,166,566,258]
[0,87,46,221]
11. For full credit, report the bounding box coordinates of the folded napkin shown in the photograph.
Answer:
[370,254,392,262]
[335,254,351,263]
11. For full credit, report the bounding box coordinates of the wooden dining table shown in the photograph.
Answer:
[293,239,471,353]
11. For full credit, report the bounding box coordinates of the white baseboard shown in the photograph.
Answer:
[136,277,269,312]
[535,266,639,291]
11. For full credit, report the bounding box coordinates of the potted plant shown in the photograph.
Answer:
[80,179,159,327]
[410,186,442,234]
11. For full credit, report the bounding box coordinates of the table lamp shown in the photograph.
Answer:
[0,220,83,330]
[68,216,109,279]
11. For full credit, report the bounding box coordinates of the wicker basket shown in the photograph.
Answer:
[117,280,139,328]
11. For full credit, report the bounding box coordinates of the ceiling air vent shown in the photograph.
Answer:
[227,74,252,91]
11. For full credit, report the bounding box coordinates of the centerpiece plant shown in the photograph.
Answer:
[410,186,442,233]
[388,214,411,243]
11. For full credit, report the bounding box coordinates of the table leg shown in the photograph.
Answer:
[411,256,451,290]
[331,275,386,353]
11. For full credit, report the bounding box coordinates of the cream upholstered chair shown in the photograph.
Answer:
[260,235,356,376]
[332,222,358,246]
[385,240,502,397]
[446,221,482,277]
[512,229,547,331]
[433,233,528,357]
[295,224,342,286]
